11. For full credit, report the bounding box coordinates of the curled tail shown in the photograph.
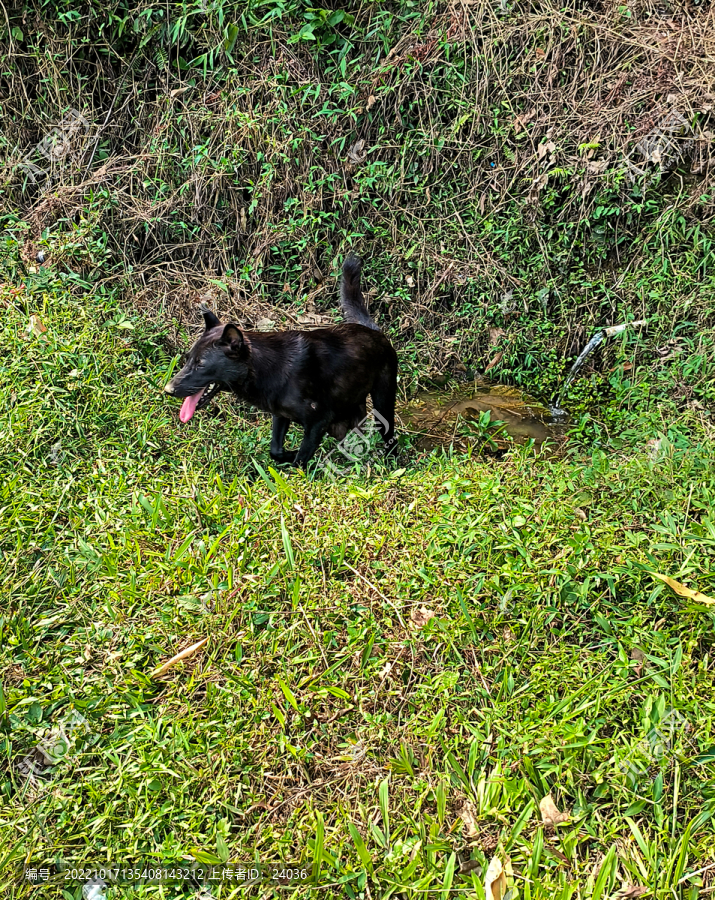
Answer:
[340,252,380,331]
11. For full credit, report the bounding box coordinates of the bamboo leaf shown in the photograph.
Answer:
[278,677,299,713]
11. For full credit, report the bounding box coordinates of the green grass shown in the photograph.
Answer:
[1,282,715,899]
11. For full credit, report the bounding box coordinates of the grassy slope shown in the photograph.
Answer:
[1,282,715,898]
[3,1,715,404]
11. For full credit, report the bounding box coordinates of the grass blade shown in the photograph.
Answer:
[348,821,373,874]
[442,851,456,896]
[312,810,325,883]
[379,777,390,844]
[592,845,616,900]
[281,515,295,569]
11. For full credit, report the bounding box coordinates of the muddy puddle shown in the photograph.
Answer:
[397,380,567,452]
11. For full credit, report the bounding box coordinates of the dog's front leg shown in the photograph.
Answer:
[294,419,329,468]
[270,416,297,464]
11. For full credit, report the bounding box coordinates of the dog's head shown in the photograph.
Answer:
[164,310,249,422]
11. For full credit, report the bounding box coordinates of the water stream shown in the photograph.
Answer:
[551,331,605,415]
[551,320,646,416]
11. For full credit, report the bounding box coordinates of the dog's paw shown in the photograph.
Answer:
[270,449,298,465]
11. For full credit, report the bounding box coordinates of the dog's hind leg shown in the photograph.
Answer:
[270,416,297,464]
[371,363,398,456]
[294,418,330,468]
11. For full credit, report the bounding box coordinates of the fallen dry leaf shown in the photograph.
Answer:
[485,352,503,372]
[28,315,46,337]
[152,637,208,678]
[410,606,436,628]
[458,799,479,838]
[531,171,549,193]
[546,846,570,865]
[366,95,377,110]
[650,572,715,606]
[484,856,507,900]
[459,859,481,874]
[347,139,367,165]
[539,793,570,827]
[170,86,190,98]
[630,647,646,677]
[296,313,330,326]
[612,886,648,899]
[513,109,536,134]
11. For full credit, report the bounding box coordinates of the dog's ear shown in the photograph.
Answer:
[202,309,221,330]
[219,324,244,355]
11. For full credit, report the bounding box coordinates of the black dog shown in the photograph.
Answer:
[164,253,398,468]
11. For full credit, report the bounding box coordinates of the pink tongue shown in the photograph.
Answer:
[179,388,205,423]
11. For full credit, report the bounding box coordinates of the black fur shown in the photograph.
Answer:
[165,254,398,468]
[340,252,380,331]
